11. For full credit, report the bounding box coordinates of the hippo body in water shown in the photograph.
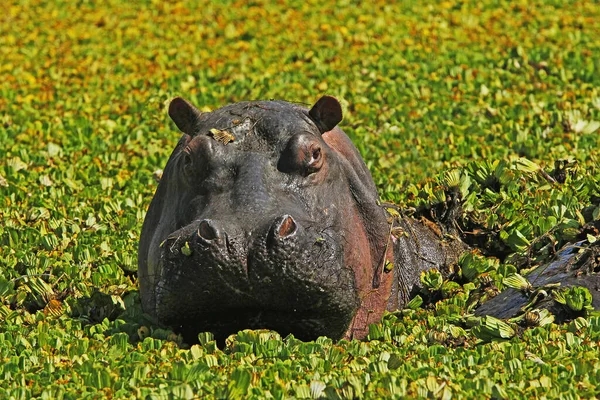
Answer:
[138,96,462,343]
[139,96,599,343]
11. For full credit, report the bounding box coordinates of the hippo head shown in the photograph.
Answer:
[138,96,393,343]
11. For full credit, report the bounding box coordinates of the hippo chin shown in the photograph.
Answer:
[138,96,405,343]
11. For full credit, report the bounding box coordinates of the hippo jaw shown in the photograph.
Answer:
[138,96,392,343]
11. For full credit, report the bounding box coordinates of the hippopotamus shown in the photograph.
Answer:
[138,96,465,343]
[138,95,599,344]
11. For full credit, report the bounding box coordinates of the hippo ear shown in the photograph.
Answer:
[169,97,203,135]
[309,96,343,134]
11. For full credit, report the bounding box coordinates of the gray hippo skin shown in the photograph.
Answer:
[138,96,464,343]
[476,241,600,320]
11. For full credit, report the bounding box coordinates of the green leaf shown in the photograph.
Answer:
[181,241,192,256]
[406,295,424,310]
[472,316,516,341]
[190,345,203,361]
[310,381,326,399]
[554,286,593,312]
[538,309,555,327]
[197,332,214,345]
[502,273,532,291]
[505,229,531,251]
[515,157,541,174]
[227,368,251,400]
[581,120,600,134]
[586,234,597,244]
[569,317,589,332]
[420,269,443,291]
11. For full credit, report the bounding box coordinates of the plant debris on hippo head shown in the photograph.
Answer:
[138,96,399,343]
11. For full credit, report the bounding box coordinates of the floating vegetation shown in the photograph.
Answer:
[1,0,600,397]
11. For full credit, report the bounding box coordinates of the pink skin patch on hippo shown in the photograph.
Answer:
[322,127,395,339]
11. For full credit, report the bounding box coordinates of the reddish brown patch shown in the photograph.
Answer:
[322,125,393,339]
[322,127,354,162]
[338,201,394,340]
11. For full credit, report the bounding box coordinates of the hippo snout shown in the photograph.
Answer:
[194,215,298,250]
[164,214,302,267]
[154,212,356,343]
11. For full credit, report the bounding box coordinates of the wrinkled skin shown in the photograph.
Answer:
[139,96,400,343]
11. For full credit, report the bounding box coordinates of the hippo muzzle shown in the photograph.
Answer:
[156,212,357,342]
[139,96,393,343]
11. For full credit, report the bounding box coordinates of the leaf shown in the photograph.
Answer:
[580,120,600,134]
[44,299,64,317]
[23,277,54,308]
[294,384,311,399]
[444,169,461,188]
[502,273,532,291]
[569,317,589,332]
[181,241,192,256]
[310,381,326,399]
[554,286,593,312]
[190,345,203,361]
[420,269,443,291]
[472,316,516,341]
[387,353,403,370]
[448,324,467,338]
[566,287,593,312]
[460,252,496,281]
[47,142,63,158]
[515,157,541,174]
[0,276,15,298]
[39,175,54,186]
[197,332,215,346]
[586,234,597,244]
[538,310,555,327]
[7,157,27,172]
[170,384,194,399]
[209,128,235,144]
[505,229,531,251]
[480,84,490,96]
[406,295,423,310]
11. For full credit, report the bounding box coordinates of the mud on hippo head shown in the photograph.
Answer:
[138,96,393,343]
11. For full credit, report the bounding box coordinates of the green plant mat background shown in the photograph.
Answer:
[1,0,600,398]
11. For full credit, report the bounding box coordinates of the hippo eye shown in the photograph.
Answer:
[278,134,325,176]
[306,145,323,173]
[311,148,321,163]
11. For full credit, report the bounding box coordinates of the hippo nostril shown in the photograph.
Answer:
[197,219,220,241]
[276,215,298,238]
[267,215,298,249]
[278,215,297,238]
